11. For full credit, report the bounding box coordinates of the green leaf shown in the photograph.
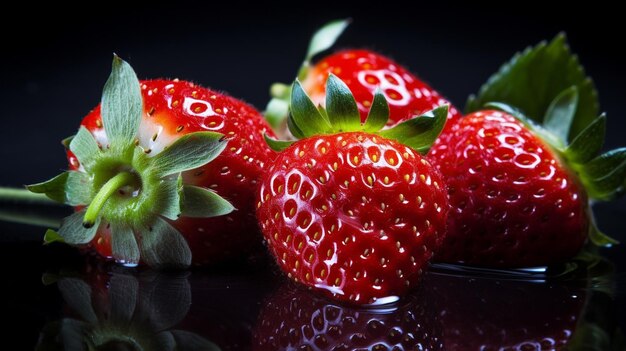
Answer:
[180,185,234,218]
[582,148,626,200]
[154,178,182,221]
[110,223,140,266]
[325,74,361,131]
[287,113,306,139]
[101,55,143,145]
[43,229,65,245]
[565,114,606,163]
[466,34,598,140]
[543,86,579,142]
[140,216,191,269]
[27,172,91,206]
[363,88,390,132]
[69,127,101,170]
[57,210,101,245]
[379,105,448,153]
[264,134,294,152]
[27,173,69,203]
[304,19,350,63]
[289,80,331,137]
[151,132,226,177]
[264,97,290,129]
[65,171,93,206]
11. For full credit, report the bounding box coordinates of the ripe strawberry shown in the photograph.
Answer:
[257,74,449,304]
[29,56,276,268]
[253,282,442,350]
[265,20,460,133]
[429,106,621,267]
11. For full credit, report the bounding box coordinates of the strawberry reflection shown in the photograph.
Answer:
[253,281,443,350]
[253,253,622,351]
[36,270,219,351]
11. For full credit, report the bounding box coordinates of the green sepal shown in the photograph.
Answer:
[265,97,290,129]
[150,131,227,177]
[180,185,234,218]
[43,229,65,245]
[139,216,191,269]
[57,210,101,245]
[580,149,626,200]
[379,105,449,153]
[565,114,606,163]
[264,134,294,152]
[101,55,143,147]
[27,171,92,206]
[110,223,140,266]
[153,178,182,221]
[27,173,70,203]
[289,80,331,137]
[466,33,598,140]
[69,126,101,170]
[325,73,361,131]
[363,88,390,132]
[303,19,350,66]
[543,86,578,142]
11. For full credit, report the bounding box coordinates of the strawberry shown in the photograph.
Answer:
[253,282,442,350]
[265,20,460,134]
[257,74,449,304]
[28,56,276,268]
[429,35,626,268]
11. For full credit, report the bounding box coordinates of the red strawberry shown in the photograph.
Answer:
[257,74,449,304]
[265,20,460,133]
[302,49,460,126]
[253,282,443,350]
[29,56,276,268]
[429,107,620,267]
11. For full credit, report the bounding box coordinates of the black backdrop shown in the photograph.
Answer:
[1,0,625,336]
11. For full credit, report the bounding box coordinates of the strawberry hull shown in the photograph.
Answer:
[70,79,276,266]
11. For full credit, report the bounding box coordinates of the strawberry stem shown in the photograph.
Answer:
[83,171,135,228]
[0,187,58,205]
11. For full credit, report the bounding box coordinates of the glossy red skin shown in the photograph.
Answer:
[253,282,443,351]
[428,110,588,267]
[257,132,448,304]
[302,49,461,127]
[425,270,584,350]
[69,79,277,266]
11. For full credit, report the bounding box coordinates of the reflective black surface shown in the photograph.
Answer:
[1,212,624,350]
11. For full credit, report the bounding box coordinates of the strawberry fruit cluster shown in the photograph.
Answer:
[19,20,625,307]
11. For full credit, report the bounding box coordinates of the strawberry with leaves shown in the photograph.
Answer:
[27,56,276,269]
[257,74,449,304]
[265,19,460,134]
[429,35,625,267]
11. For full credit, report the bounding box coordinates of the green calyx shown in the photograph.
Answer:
[265,73,448,153]
[469,34,624,247]
[27,55,234,269]
[264,19,351,129]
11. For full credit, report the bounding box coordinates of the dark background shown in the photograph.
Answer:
[1,0,625,345]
